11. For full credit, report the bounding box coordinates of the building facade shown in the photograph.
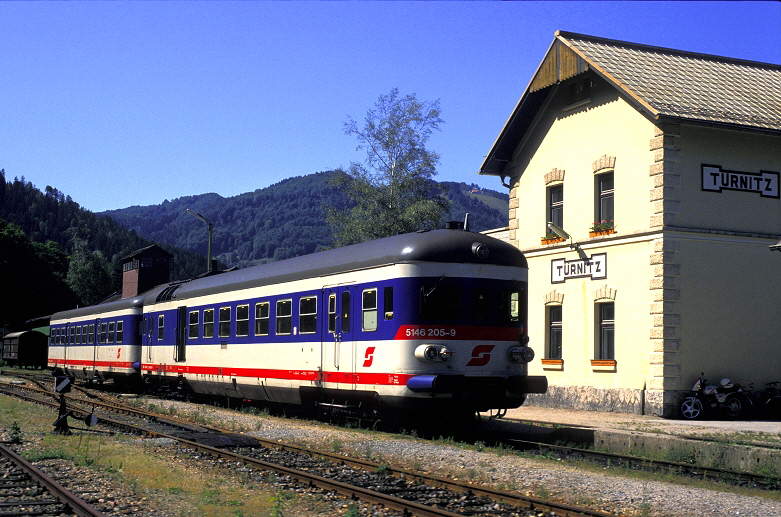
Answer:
[480,32,781,417]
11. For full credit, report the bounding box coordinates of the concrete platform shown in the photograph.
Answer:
[480,407,781,472]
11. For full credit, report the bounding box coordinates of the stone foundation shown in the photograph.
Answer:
[524,385,683,418]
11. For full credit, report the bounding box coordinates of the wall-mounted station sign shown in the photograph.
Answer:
[551,253,607,283]
[702,164,780,198]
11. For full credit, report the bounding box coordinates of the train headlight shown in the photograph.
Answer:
[414,344,452,362]
[508,346,535,363]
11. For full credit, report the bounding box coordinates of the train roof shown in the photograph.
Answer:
[148,229,527,303]
[51,293,146,321]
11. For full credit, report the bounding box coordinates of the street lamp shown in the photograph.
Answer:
[547,222,588,260]
[186,209,214,273]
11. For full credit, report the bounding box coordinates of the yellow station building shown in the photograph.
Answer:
[479,32,781,417]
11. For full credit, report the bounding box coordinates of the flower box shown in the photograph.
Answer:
[541,358,563,370]
[590,359,617,372]
[589,228,616,237]
[541,237,565,245]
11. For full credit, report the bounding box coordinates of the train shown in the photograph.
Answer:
[48,227,547,423]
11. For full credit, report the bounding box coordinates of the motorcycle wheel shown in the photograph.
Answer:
[680,397,705,419]
[724,394,744,419]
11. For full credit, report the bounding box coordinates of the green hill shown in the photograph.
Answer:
[104,172,509,268]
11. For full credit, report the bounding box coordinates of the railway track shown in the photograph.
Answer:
[0,440,106,517]
[0,377,619,517]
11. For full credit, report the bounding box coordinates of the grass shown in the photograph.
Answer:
[0,396,334,517]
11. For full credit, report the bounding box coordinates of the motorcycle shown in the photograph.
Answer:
[746,381,781,420]
[680,374,750,420]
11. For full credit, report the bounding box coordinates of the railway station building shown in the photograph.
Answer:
[479,31,781,417]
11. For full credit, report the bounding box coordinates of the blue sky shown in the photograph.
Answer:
[1,2,779,213]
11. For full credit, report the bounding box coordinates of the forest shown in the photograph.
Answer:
[0,169,508,332]
[104,171,510,268]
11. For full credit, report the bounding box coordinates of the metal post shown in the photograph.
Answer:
[186,209,214,273]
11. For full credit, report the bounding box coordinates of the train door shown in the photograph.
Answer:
[143,312,155,365]
[321,285,354,391]
[92,318,100,376]
[174,306,187,362]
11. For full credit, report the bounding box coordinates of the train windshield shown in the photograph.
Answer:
[419,281,525,325]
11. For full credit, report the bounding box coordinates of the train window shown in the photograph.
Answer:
[157,315,164,340]
[299,296,317,334]
[82,325,88,344]
[100,323,107,343]
[188,311,199,339]
[77,325,83,345]
[420,285,461,321]
[236,305,249,337]
[88,324,94,344]
[108,322,115,343]
[276,299,292,335]
[384,287,394,320]
[362,289,378,332]
[203,309,214,339]
[472,288,491,321]
[328,294,337,333]
[116,321,124,344]
[254,302,270,336]
[219,307,231,338]
[341,291,351,334]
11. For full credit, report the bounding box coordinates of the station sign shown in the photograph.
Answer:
[702,164,779,198]
[551,253,607,283]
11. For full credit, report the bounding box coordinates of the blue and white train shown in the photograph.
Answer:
[49,227,547,421]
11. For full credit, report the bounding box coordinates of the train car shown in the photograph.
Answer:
[138,228,546,421]
[2,330,48,367]
[49,297,144,385]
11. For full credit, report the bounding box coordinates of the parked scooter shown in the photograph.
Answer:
[680,374,750,419]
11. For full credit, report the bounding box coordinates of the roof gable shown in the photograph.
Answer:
[481,31,781,177]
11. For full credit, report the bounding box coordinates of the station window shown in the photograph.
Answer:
[188,311,199,339]
[219,307,231,338]
[236,304,249,337]
[88,324,94,344]
[116,321,124,344]
[547,305,563,359]
[299,296,317,334]
[255,302,270,336]
[157,315,164,341]
[108,322,115,343]
[276,299,292,335]
[597,303,615,360]
[203,309,214,339]
[384,287,394,320]
[596,172,614,226]
[547,184,563,233]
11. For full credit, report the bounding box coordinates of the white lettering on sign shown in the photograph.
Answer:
[551,253,607,284]
[702,165,780,198]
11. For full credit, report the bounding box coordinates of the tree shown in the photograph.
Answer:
[66,239,114,306]
[327,88,451,246]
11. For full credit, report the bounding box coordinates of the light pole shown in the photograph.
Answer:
[186,209,214,273]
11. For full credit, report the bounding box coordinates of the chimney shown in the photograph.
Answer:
[120,245,173,299]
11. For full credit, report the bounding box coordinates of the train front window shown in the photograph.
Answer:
[420,285,461,321]
[472,288,491,321]
[276,299,292,335]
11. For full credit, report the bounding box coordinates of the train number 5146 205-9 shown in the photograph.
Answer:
[405,327,456,338]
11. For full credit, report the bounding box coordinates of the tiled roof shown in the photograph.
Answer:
[561,32,781,131]
[480,32,781,177]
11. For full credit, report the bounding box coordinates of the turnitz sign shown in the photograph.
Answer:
[551,253,607,283]
[702,164,779,198]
